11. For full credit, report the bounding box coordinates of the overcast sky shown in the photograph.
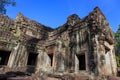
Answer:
[6,0,120,32]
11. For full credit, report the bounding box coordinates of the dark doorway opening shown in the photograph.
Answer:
[27,53,38,73]
[0,50,11,65]
[48,54,53,66]
[77,54,86,70]
[27,53,38,66]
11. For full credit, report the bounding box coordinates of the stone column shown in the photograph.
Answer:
[8,43,28,68]
[7,43,20,67]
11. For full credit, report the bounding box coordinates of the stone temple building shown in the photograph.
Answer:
[0,7,117,79]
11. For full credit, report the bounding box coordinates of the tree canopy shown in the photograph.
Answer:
[115,25,120,66]
[0,0,16,14]
[115,25,120,54]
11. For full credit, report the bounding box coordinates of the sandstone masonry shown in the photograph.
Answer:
[0,7,117,79]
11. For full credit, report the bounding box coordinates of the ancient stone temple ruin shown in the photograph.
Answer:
[0,7,117,79]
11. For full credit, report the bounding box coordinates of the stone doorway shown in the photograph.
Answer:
[77,54,86,70]
[27,53,38,73]
[27,53,38,66]
[48,54,53,66]
[0,50,11,65]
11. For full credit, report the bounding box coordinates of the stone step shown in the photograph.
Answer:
[7,77,30,80]
[107,76,120,80]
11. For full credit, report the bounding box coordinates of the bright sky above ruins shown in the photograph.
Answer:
[6,0,120,32]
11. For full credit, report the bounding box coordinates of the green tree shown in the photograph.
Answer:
[0,0,16,14]
[115,25,120,66]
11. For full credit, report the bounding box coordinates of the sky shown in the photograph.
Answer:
[6,0,120,32]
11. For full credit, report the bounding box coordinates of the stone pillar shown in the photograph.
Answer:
[109,49,117,76]
[93,35,107,76]
[7,43,28,68]
[7,43,20,67]
[54,39,65,72]
[104,41,117,76]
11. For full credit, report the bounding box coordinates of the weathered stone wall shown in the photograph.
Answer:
[86,7,117,76]
[0,14,15,42]
[0,7,117,79]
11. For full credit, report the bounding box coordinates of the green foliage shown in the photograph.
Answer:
[115,25,120,55]
[0,0,16,14]
[14,28,20,40]
[116,55,120,67]
[14,32,20,40]
[115,25,120,67]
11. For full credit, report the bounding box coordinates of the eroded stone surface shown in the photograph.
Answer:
[0,7,117,79]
